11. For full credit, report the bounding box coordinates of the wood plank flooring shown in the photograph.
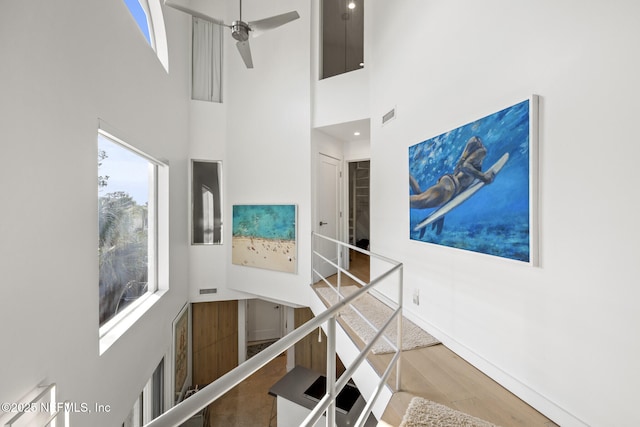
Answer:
[318,250,558,427]
[206,353,286,427]
[207,249,558,426]
[373,346,558,426]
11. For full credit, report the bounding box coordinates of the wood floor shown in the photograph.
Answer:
[208,249,558,426]
[206,353,286,427]
[321,250,558,427]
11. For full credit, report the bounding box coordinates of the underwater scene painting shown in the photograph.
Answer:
[232,204,297,273]
[409,98,536,263]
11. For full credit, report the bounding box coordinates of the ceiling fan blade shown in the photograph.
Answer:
[248,11,300,37]
[236,40,254,68]
[164,0,225,26]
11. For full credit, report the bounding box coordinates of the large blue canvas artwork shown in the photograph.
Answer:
[409,97,537,263]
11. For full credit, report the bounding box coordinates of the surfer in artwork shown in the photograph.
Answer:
[410,136,496,234]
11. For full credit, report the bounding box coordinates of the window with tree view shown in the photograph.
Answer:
[98,132,157,328]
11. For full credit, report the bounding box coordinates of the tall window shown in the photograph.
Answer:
[122,358,165,426]
[321,0,364,79]
[201,186,214,244]
[191,160,222,244]
[98,131,158,328]
[192,17,223,102]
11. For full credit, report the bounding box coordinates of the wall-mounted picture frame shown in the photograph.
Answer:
[191,160,223,245]
[409,96,539,264]
[232,204,298,273]
[173,302,190,404]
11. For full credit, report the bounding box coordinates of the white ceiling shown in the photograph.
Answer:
[315,118,370,143]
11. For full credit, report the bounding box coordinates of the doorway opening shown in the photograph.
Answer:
[347,159,370,280]
[348,160,370,250]
[246,299,285,359]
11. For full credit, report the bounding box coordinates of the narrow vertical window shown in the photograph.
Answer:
[192,17,223,102]
[202,186,215,244]
[191,160,223,244]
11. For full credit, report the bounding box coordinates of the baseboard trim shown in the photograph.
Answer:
[401,309,589,427]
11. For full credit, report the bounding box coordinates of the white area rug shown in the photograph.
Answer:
[400,397,499,427]
[315,286,440,354]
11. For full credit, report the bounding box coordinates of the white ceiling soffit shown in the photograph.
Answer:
[316,118,370,143]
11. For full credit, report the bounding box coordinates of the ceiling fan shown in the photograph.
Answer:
[164,0,300,68]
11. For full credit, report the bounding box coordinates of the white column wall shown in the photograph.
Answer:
[368,1,640,426]
[223,0,313,306]
[0,1,191,426]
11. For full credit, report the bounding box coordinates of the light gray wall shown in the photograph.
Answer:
[368,1,640,426]
[0,1,191,425]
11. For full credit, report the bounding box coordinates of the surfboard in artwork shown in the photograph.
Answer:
[414,152,509,232]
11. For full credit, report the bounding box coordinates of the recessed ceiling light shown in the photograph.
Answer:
[348,2,356,9]
[354,131,360,136]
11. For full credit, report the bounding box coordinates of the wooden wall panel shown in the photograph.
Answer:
[294,307,345,376]
[192,301,239,386]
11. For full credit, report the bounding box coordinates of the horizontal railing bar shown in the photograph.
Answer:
[303,305,402,425]
[301,308,402,427]
[312,249,369,289]
[144,273,393,427]
[315,247,402,295]
[312,232,401,267]
[338,295,398,351]
[311,267,337,289]
[144,233,403,427]
[301,391,332,427]
[336,307,401,392]
[318,259,403,352]
[355,350,402,427]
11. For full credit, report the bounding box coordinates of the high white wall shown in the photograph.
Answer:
[0,1,191,426]
[222,0,313,307]
[4,1,638,426]
[368,1,640,426]
[189,100,254,304]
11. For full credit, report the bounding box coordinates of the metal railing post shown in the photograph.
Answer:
[145,233,404,427]
[327,316,337,427]
[396,265,403,392]
[337,241,342,294]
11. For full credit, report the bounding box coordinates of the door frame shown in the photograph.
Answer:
[314,152,347,272]
[245,298,285,343]
[345,158,370,252]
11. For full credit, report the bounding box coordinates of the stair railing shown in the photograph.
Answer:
[143,233,403,427]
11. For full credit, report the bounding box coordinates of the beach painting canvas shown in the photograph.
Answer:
[232,204,298,273]
[409,97,538,264]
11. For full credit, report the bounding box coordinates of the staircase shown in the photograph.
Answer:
[142,233,403,427]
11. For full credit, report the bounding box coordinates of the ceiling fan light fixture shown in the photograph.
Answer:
[348,2,356,10]
[164,0,299,68]
[231,21,250,42]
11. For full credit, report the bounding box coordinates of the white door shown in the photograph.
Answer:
[247,299,283,342]
[315,153,342,278]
